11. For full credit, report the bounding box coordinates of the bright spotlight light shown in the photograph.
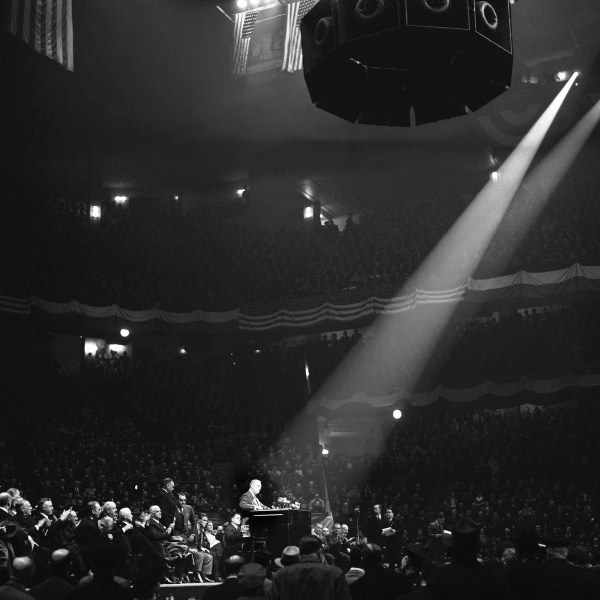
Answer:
[179,348,187,355]
[304,206,314,220]
[114,195,128,204]
[555,71,570,82]
[90,205,101,219]
[321,448,329,456]
[236,0,248,7]
[490,170,499,182]
[120,328,130,338]
[393,409,402,420]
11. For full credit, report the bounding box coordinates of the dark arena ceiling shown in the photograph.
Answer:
[3,0,600,221]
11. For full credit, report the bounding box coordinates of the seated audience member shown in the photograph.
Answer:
[145,505,195,583]
[29,548,74,600]
[68,544,133,600]
[223,511,245,551]
[197,515,223,581]
[204,553,245,600]
[0,556,36,600]
[12,499,45,557]
[1,492,19,585]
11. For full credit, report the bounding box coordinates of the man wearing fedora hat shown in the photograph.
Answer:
[271,535,350,600]
[426,517,509,600]
[274,546,300,570]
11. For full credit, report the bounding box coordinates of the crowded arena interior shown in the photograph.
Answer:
[2,0,600,598]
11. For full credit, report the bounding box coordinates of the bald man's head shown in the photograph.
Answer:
[12,556,35,585]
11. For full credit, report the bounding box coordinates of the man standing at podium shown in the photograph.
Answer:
[239,480,268,511]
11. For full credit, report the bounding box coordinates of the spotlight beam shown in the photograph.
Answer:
[314,73,578,414]
[490,95,600,275]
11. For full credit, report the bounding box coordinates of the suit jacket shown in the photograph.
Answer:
[29,575,73,600]
[222,523,244,549]
[239,490,267,511]
[155,488,178,527]
[0,579,35,600]
[365,515,385,547]
[12,514,39,557]
[380,516,402,548]
[174,504,197,540]
[145,517,170,556]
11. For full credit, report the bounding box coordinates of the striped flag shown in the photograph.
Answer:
[7,0,74,71]
[282,0,315,73]
[232,10,258,75]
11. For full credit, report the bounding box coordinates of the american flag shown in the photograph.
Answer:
[282,0,315,73]
[232,10,258,75]
[7,0,74,71]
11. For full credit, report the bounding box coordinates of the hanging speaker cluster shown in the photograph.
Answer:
[300,0,513,126]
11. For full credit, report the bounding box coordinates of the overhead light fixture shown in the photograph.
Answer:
[236,0,248,8]
[120,328,130,338]
[90,204,101,220]
[114,195,128,204]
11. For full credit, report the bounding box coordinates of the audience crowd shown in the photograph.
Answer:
[4,167,600,311]
[2,173,600,597]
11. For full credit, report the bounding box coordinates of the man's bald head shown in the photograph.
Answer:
[12,556,35,585]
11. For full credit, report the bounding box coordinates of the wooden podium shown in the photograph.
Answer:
[247,509,311,556]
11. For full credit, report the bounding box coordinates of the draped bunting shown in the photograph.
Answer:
[282,0,315,73]
[232,10,259,75]
[2,263,600,332]
[313,373,600,412]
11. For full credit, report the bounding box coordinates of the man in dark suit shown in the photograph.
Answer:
[365,504,384,547]
[146,505,195,582]
[28,548,74,600]
[426,512,447,565]
[0,556,36,600]
[156,478,178,528]
[173,493,197,544]
[204,554,245,600]
[380,507,402,571]
[198,515,224,581]
[222,512,245,551]
[1,492,18,586]
[11,499,46,558]
[32,498,68,550]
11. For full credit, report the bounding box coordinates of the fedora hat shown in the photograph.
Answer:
[275,545,300,568]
